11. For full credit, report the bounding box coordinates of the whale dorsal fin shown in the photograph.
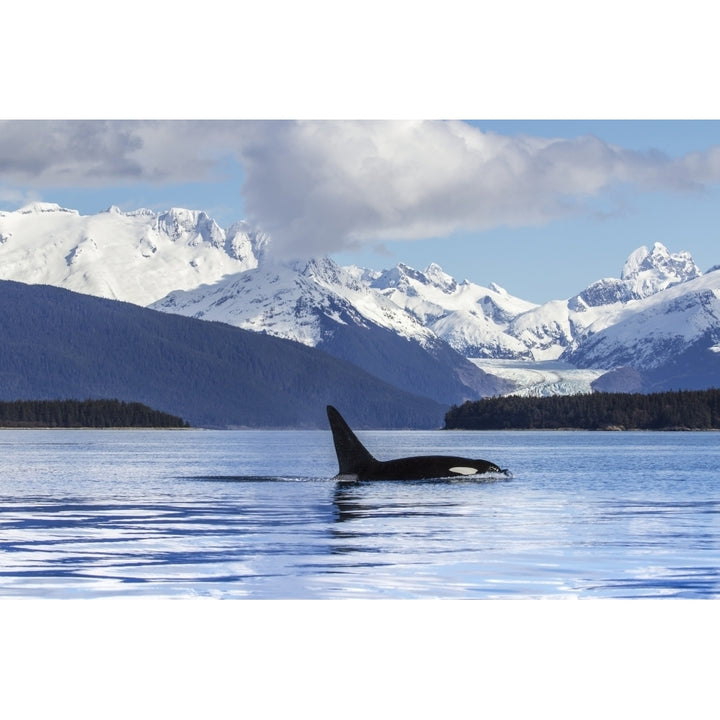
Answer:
[326,406,375,475]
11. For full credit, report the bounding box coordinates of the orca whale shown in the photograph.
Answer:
[327,405,509,481]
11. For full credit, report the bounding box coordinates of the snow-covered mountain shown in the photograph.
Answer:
[151,256,513,404]
[0,203,268,305]
[153,257,438,348]
[563,269,720,372]
[367,263,538,359]
[2,202,718,397]
[498,242,704,363]
[151,238,711,392]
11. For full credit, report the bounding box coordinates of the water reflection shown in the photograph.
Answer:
[332,482,464,523]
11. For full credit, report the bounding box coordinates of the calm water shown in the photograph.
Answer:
[0,428,718,598]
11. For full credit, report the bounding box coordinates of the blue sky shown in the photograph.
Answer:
[2,119,719,304]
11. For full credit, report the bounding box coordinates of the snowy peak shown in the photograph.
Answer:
[572,242,702,311]
[299,256,361,290]
[224,221,270,264]
[16,202,78,215]
[620,242,701,295]
[102,205,156,218]
[370,263,421,292]
[369,262,457,294]
[423,263,458,293]
[363,258,539,359]
[0,204,264,305]
[571,277,635,309]
[156,208,225,248]
[562,271,720,372]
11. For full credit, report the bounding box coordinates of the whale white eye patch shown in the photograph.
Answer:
[449,466,479,475]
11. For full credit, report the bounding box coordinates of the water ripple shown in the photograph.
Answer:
[1,429,719,598]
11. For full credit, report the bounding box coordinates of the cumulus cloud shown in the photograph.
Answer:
[0,120,143,182]
[3,119,720,259]
[233,120,720,259]
[0,120,239,186]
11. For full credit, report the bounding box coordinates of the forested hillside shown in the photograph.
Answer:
[0,280,446,428]
[445,389,720,430]
[0,399,188,427]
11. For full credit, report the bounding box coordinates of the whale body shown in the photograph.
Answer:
[327,405,509,481]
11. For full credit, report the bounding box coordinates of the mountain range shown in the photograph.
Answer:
[2,202,720,419]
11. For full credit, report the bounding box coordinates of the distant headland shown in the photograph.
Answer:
[445,388,720,431]
[0,399,189,428]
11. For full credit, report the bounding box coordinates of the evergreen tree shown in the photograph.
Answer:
[445,389,720,430]
[0,399,190,428]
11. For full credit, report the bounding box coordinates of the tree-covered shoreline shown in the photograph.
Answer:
[0,399,190,428]
[445,389,720,430]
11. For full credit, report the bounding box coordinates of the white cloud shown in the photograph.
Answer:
[0,120,242,186]
[0,185,39,207]
[234,120,720,259]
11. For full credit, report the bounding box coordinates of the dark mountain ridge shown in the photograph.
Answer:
[0,280,447,428]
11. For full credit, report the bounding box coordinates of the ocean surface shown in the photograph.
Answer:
[1,427,718,599]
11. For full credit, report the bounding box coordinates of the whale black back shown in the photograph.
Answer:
[326,405,507,480]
